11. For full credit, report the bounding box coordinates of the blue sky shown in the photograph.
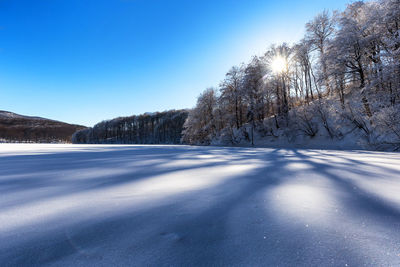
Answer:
[0,0,349,126]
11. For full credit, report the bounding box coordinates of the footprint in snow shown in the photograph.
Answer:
[160,232,183,242]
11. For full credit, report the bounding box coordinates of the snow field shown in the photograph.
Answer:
[0,144,400,266]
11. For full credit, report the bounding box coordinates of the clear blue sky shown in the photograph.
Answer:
[0,0,349,126]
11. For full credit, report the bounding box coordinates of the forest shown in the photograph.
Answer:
[182,0,400,150]
[72,110,188,144]
[73,0,399,150]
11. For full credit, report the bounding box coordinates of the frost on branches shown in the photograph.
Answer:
[182,0,400,151]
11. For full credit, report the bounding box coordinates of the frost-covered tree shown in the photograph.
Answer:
[219,65,246,130]
[181,0,400,149]
[330,2,374,116]
[242,57,267,145]
[293,40,317,103]
[182,88,218,145]
[306,10,335,95]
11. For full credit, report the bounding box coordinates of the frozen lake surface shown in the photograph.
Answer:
[1,144,400,266]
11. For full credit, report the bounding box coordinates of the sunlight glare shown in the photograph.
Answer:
[271,56,286,74]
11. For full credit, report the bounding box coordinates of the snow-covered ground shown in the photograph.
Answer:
[1,144,400,266]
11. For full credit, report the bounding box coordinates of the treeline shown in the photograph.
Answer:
[0,112,86,143]
[182,0,400,149]
[72,110,188,144]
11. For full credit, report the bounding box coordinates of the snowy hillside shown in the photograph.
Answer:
[209,98,400,151]
[1,144,400,266]
[0,110,48,120]
[182,0,400,152]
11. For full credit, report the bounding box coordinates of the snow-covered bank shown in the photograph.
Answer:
[188,97,400,152]
[1,144,400,266]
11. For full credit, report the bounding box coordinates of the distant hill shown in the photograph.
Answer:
[0,110,86,143]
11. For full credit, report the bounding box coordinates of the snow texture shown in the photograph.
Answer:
[1,144,400,266]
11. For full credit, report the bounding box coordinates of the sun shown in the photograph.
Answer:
[271,55,286,74]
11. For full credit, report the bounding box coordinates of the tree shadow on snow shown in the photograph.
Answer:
[1,146,400,266]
